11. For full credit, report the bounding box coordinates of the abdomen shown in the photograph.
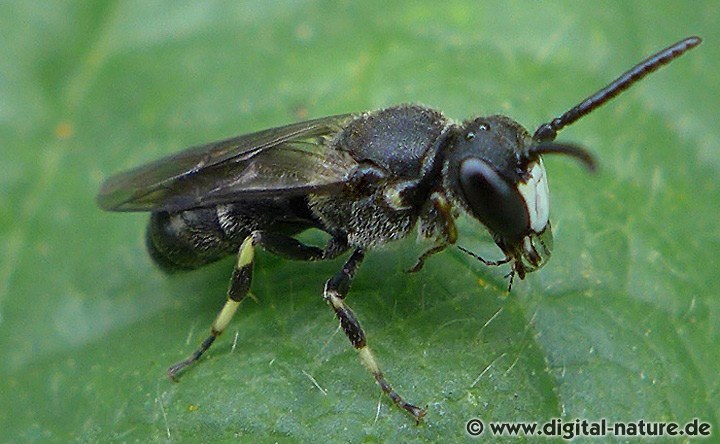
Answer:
[146,198,319,272]
[146,206,249,272]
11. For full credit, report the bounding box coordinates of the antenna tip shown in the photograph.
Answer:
[685,36,703,47]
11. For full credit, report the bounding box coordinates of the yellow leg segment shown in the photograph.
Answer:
[167,234,256,380]
[325,249,427,423]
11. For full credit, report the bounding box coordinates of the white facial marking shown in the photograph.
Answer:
[517,159,550,233]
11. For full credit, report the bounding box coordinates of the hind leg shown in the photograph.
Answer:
[167,231,348,380]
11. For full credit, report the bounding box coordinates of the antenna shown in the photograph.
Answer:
[533,36,702,142]
[526,142,597,171]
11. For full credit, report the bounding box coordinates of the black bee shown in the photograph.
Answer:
[97,37,700,422]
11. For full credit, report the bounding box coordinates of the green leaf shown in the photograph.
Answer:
[1,1,718,442]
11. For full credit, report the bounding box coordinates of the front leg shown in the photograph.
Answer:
[324,248,427,423]
[407,191,457,273]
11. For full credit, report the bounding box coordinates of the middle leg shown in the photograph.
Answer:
[323,248,427,423]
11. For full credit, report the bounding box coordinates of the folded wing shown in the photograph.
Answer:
[97,114,357,212]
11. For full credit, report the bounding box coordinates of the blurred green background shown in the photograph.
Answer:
[1,1,718,442]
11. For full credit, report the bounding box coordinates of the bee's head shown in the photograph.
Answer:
[444,116,595,282]
[441,37,700,286]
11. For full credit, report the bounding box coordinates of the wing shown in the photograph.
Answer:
[97,113,358,212]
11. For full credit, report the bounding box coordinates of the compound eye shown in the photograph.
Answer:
[459,158,530,240]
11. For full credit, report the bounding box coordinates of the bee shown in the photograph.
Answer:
[97,37,700,422]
